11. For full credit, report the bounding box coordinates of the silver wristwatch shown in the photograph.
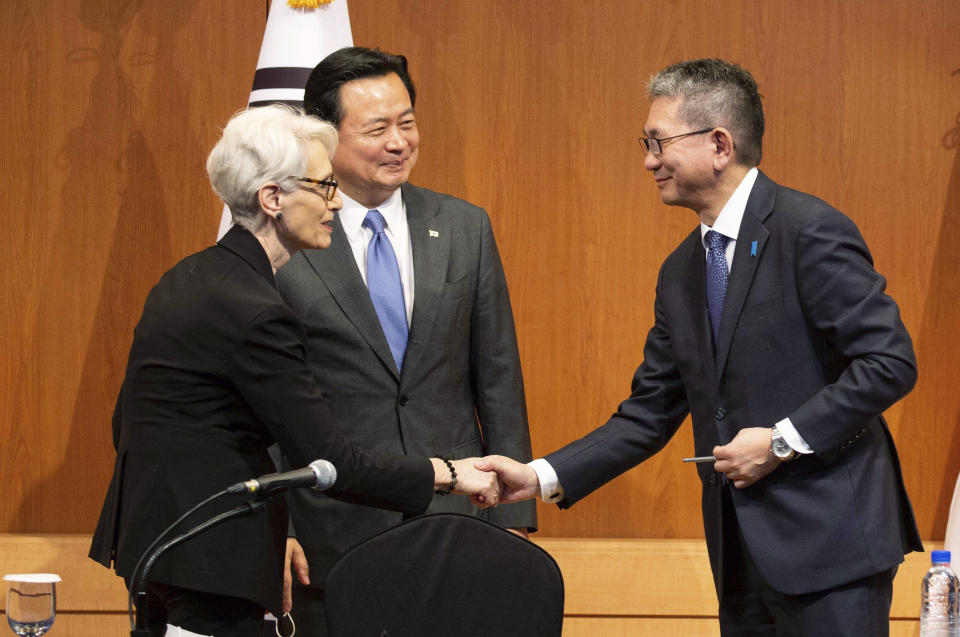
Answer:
[771,426,796,461]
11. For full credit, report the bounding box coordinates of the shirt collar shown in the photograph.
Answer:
[340,188,405,240]
[700,167,759,248]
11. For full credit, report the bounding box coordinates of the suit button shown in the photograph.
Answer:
[398,395,409,407]
[715,408,727,421]
[709,474,718,486]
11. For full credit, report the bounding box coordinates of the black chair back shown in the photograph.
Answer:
[325,512,564,636]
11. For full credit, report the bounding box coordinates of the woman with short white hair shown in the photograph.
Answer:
[90,105,499,637]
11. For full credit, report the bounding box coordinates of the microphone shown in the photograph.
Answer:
[227,459,337,496]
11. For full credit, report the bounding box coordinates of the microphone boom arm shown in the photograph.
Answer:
[132,500,269,635]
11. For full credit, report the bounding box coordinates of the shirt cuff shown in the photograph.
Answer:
[776,417,814,454]
[528,458,564,503]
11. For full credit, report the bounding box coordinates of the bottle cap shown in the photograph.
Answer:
[932,550,952,564]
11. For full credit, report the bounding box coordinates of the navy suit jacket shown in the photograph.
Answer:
[546,171,922,595]
[276,183,536,582]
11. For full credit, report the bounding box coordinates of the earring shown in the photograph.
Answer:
[276,212,284,221]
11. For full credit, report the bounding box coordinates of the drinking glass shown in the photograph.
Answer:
[3,574,59,636]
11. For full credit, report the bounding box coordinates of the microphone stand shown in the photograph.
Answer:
[130,500,269,636]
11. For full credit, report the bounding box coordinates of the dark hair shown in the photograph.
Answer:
[647,58,764,166]
[303,46,417,127]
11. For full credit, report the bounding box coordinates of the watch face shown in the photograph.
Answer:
[773,436,792,458]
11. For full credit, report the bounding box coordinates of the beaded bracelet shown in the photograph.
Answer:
[434,456,457,495]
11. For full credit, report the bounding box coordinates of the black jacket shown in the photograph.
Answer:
[89,226,433,613]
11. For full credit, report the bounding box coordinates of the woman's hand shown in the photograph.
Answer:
[430,457,501,507]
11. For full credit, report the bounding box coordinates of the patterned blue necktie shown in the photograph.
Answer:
[363,210,408,371]
[705,230,730,341]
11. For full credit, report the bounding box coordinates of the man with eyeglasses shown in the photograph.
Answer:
[273,47,536,636]
[479,58,920,636]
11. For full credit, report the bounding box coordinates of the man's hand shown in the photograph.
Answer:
[282,538,310,614]
[474,455,541,503]
[713,427,780,489]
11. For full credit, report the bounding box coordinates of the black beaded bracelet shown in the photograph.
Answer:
[434,456,457,495]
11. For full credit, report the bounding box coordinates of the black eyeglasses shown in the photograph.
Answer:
[639,128,715,156]
[294,176,339,201]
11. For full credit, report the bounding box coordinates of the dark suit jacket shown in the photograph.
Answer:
[276,183,536,582]
[89,226,433,613]
[546,171,922,596]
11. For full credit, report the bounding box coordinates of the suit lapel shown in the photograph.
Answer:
[302,216,401,380]
[402,184,450,376]
[676,231,717,387]
[714,172,775,379]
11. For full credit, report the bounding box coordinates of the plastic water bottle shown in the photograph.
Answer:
[921,550,960,636]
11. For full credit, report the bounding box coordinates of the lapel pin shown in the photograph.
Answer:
[429,230,439,238]
[750,240,758,257]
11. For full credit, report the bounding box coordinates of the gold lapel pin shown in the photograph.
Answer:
[429,230,439,238]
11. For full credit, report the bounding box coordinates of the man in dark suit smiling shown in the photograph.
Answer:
[480,58,922,636]
[276,47,536,635]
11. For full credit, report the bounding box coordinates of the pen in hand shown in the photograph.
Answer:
[682,456,717,463]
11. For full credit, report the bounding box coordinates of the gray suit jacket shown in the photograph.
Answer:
[276,183,536,581]
[546,171,922,596]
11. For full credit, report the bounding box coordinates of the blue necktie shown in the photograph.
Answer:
[363,210,408,371]
[705,230,729,341]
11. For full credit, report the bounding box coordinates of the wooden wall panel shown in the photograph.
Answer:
[0,0,958,551]
[348,0,960,538]
[0,0,266,533]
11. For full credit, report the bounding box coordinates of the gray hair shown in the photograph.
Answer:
[647,59,764,166]
[206,105,338,230]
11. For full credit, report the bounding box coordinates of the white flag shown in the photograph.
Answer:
[217,0,353,240]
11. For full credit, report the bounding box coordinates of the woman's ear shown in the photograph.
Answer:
[258,182,284,220]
